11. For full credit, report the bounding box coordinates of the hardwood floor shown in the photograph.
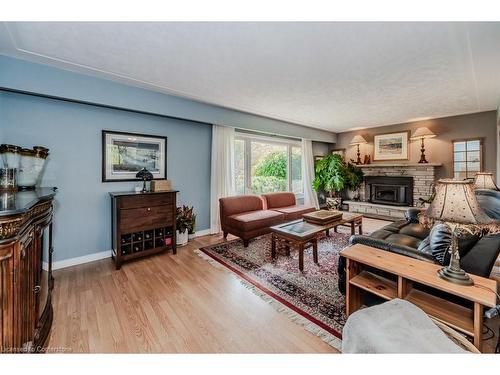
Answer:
[47,217,499,353]
[48,232,353,353]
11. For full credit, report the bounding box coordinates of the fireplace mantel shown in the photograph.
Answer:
[357,163,442,168]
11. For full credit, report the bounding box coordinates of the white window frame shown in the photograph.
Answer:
[235,132,302,196]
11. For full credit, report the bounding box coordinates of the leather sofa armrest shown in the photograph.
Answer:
[405,208,423,223]
[349,234,393,251]
[349,234,436,263]
[389,243,436,263]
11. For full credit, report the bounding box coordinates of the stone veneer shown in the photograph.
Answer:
[347,163,441,219]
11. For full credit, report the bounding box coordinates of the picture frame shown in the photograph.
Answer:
[102,130,167,182]
[331,148,346,159]
[373,131,410,161]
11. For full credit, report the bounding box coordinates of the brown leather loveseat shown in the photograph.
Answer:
[219,192,316,246]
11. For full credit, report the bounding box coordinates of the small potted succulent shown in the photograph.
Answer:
[176,205,194,246]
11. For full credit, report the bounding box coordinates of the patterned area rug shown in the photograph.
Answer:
[197,233,350,350]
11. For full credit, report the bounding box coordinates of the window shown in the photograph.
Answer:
[234,132,303,196]
[452,139,482,180]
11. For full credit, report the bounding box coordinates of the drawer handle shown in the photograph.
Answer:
[147,208,151,211]
[33,285,41,294]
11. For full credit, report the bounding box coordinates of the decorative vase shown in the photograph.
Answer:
[176,229,189,246]
[18,146,49,189]
[0,144,21,169]
[326,197,342,210]
[346,189,356,200]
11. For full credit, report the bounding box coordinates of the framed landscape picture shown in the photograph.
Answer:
[331,148,346,159]
[373,131,410,161]
[102,130,167,182]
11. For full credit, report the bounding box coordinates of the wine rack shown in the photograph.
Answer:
[110,190,178,269]
[120,226,174,256]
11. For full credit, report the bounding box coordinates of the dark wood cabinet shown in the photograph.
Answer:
[110,191,178,270]
[0,188,56,353]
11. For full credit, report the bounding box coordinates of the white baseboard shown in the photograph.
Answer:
[193,229,211,237]
[50,229,213,270]
[51,250,112,270]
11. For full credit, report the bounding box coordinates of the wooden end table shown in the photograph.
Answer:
[270,220,322,272]
[328,212,363,236]
[341,244,498,351]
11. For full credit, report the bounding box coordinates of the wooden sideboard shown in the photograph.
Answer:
[110,190,178,270]
[0,187,57,353]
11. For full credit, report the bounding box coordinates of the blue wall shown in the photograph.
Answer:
[0,55,336,143]
[0,55,336,263]
[1,92,212,262]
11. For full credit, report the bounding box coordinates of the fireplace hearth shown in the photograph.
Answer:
[365,176,413,206]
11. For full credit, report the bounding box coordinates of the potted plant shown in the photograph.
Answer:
[345,161,364,201]
[188,213,197,241]
[176,205,194,246]
[312,154,363,209]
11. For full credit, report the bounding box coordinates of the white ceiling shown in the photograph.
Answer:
[1,22,500,132]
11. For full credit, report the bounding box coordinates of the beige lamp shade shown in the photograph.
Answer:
[474,172,499,190]
[350,135,367,145]
[424,179,493,225]
[410,127,436,140]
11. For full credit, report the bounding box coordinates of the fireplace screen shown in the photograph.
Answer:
[365,176,413,206]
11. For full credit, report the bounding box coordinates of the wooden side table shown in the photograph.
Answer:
[330,212,363,236]
[341,244,498,351]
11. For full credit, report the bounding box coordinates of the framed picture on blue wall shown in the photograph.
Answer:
[102,130,167,182]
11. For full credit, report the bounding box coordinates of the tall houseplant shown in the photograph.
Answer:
[313,154,363,209]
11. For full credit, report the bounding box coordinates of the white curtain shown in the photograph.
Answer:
[302,139,320,209]
[210,125,235,234]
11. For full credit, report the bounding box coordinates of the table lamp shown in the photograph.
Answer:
[420,179,499,285]
[474,172,499,191]
[350,135,368,165]
[410,127,436,164]
[136,168,153,193]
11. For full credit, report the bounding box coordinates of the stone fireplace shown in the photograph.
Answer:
[345,163,441,219]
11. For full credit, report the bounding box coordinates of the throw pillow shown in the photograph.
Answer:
[420,224,481,265]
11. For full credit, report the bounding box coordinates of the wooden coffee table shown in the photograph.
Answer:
[270,212,364,272]
[303,210,363,236]
[270,220,323,272]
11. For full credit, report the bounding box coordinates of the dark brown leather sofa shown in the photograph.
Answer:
[219,192,316,246]
[338,189,500,294]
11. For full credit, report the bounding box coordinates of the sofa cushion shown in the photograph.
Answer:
[399,223,430,240]
[383,233,422,249]
[262,192,296,209]
[369,229,394,240]
[381,221,410,234]
[272,205,316,220]
[460,234,500,277]
[227,210,284,232]
[419,224,481,265]
[219,195,264,219]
